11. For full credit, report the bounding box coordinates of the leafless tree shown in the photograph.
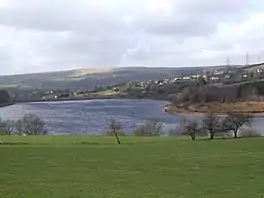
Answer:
[202,113,220,139]
[184,120,199,140]
[0,119,15,135]
[15,119,24,135]
[221,113,252,138]
[107,118,122,144]
[134,118,163,137]
[15,114,47,135]
[146,118,163,136]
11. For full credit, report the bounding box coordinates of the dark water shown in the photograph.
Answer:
[0,99,263,135]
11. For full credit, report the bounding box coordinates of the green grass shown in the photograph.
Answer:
[1,136,264,198]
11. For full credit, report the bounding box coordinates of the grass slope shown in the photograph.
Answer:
[1,136,264,198]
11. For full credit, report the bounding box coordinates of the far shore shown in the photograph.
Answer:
[13,96,164,104]
[163,104,264,117]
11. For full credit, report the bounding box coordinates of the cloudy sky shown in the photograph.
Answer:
[0,0,264,74]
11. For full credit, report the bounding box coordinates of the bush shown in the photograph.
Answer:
[168,127,181,136]
[134,125,148,136]
[133,119,163,137]
[239,128,261,138]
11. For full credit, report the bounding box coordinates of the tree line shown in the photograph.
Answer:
[0,112,258,145]
[183,112,252,140]
[106,112,258,144]
[0,114,47,135]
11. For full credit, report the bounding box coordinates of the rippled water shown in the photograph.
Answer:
[0,100,189,135]
[0,99,263,135]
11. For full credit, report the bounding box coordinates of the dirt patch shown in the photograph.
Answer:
[72,68,112,77]
[164,102,264,117]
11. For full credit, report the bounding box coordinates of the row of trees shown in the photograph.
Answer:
[107,113,254,144]
[0,114,47,135]
[0,112,255,144]
[184,112,252,140]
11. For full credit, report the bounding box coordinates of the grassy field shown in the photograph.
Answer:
[1,136,264,198]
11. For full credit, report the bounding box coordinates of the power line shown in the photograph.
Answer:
[246,52,249,66]
[226,56,230,66]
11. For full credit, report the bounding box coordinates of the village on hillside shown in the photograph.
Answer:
[31,62,264,102]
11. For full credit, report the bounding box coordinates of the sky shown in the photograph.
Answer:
[0,0,264,74]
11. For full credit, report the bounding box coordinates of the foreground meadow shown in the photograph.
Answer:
[0,136,264,198]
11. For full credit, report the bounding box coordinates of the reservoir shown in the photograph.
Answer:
[0,99,263,135]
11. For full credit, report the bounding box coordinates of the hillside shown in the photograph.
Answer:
[168,79,264,114]
[0,67,203,91]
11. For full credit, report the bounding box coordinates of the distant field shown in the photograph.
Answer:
[70,68,112,77]
[1,136,264,198]
[0,84,18,88]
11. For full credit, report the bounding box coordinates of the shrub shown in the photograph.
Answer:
[133,119,163,137]
[239,128,261,138]
[168,127,181,136]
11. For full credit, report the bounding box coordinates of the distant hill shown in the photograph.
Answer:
[244,63,264,71]
[0,67,203,91]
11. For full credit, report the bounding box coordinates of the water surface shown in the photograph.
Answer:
[0,99,263,135]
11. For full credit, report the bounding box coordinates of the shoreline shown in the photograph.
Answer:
[0,102,15,108]
[163,104,264,117]
[14,95,163,104]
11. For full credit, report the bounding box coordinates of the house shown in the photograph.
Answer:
[183,76,191,80]
[224,74,231,79]
[210,76,219,81]
[243,74,249,78]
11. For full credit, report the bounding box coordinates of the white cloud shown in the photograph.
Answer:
[0,0,263,74]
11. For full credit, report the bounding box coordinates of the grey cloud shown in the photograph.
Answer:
[137,0,251,37]
[0,0,262,74]
[140,17,215,37]
[0,0,139,34]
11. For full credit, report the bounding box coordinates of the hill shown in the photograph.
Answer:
[0,67,203,91]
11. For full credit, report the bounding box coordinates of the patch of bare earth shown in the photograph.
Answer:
[167,102,264,116]
[71,68,112,77]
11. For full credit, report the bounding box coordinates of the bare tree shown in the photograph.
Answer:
[15,114,47,135]
[15,119,24,135]
[133,118,163,137]
[184,120,199,140]
[222,113,252,138]
[107,118,122,144]
[0,119,15,135]
[146,118,163,136]
[202,113,220,139]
